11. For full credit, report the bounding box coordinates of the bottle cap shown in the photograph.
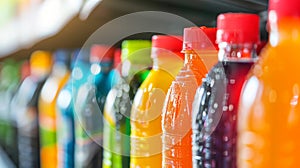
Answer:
[30,51,52,71]
[269,0,300,19]
[54,49,72,67]
[182,26,218,52]
[21,60,30,80]
[216,13,260,44]
[113,49,122,69]
[90,45,115,62]
[121,40,152,65]
[151,35,184,59]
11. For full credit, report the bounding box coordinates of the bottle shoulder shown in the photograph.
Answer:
[139,69,175,90]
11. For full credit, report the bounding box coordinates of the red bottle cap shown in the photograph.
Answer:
[21,60,30,81]
[216,13,260,44]
[90,45,115,62]
[113,48,122,69]
[269,0,300,19]
[151,35,184,59]
[182,26,218,52]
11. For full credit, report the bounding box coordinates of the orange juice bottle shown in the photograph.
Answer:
[130,35,184,167]
[39,50,71,168]
[237,0,300,167]
[162,27,217,168]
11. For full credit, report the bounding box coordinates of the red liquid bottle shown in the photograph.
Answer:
[192,13,260,168]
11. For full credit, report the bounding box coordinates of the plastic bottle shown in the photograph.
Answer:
[56,49,85,168]
[11,51,52,168]
[60,49,91,168]
[162,27,218,168]
[39,50,71,168]
[0,59,21,165]
[9,59,31,166]
[102,40,152,168]
[130,35,184,168]
[192,13,259,168]
[101,48,123,167]
[237,0,300,167]
[74,45,115,168]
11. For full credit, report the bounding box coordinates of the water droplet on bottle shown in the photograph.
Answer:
[213,103,218,109]
[229,104,234,111]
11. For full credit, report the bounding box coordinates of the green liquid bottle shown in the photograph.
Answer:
[102,40,152,168]
[0,59,21,164]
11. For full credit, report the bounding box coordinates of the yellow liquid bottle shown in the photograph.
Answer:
[130,35,184,167]
[237,0,300,167]
[39,50,70,168]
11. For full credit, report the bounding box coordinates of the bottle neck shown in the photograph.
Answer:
[31,67,50,79]
[269,16,300,47]
[52,62,69,77]
[218,42,257,62]
[183,50,218,70]
[184,51,199,65]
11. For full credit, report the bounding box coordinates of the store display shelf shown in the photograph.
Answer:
[0,0,268,60]
[0,0,97,59]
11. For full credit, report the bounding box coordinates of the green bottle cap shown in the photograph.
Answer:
[121,40,152,65]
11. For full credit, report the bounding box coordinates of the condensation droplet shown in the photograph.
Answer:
[213,103,218,109]
[223,136,228,142]
[229,104,234,111]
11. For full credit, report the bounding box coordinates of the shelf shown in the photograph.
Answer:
[0,0,85,58]
[0,0,268,60]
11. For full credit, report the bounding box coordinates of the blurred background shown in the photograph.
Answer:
[0,0,268,60]
[0,0,268,167]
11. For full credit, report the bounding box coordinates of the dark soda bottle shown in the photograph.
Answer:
[192,13,260,168]
[12,51,52,168]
